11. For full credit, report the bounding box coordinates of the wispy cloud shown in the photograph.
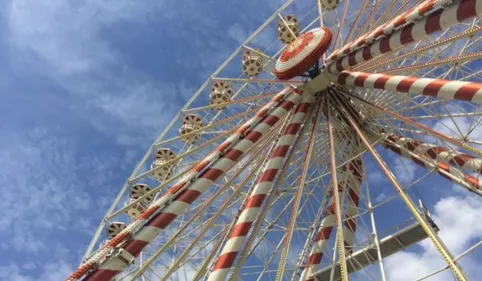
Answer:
[6,0,179,145]
[384,194,482,280]
[0,0,282,279]
[1,0,191,277]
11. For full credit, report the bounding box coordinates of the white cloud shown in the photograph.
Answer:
[427,116,482,150]
[393,157,417,185]
[384,194,482,280]
[0,261,73,281]
[6,0,176,146]
[228,22,249,44]
[375,192,386,203]
[7,0,162,74]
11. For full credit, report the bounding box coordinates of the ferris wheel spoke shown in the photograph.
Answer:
[206,96,313,281]
[127,124,283,281]
[159,140,282,281]
[382,50,482,75]
[224,130,318,281]
[341,145,364,255]
[110,130,240,219]
[351,0,384,45]
[341,0,370,46]
[362,154,389,281]
[275,100,322,281]
[380,133,482,196]
[332,92,470,281]
[212,77,303,86]
[315,0,324,28]
[338,71,482,106]
[325,95,350,281]
[360,17,482,75]
[298,184,341,281]
[123,90,299,214]
[297,149,363,281]
[338,0,457,62]
[415,239,482,281]
[289,182,332,281]
[234,168,323,281]
[370,0,400,32]
[331,0,349,50]
[328,0,482,74]
[354,100,482,163]
[191,220,234,281]
[400,111,482,120]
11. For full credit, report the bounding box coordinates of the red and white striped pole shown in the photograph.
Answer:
[337,71,482,105]
[386,134,482,174]
[383,135,482,195]
[206,97,313,281]
[327,0,482,73]
[328,0,452,61]
[298,155,364,281]
[70,88,305,281]
[298,181,344,281]
[342,156,364,254]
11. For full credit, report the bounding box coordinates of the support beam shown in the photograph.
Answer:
[386,134,482,175]
[189,115,295,281]
[332,93,469,281]
[297,147,363,280]
[342,147,364,254]
[381,134,482,196]
[340,89,482,159]
[355,25,482,72]
[206,96,313,281]
[297,172,345,281]
[139,125,284,281]
[332,0,349,50]
[276,100,322,281]
[342,0,370,46]
[328,0,482,73]
[326,96,350,281]
[227,105,317,281]
[338,71,482,104]
[350,0,384,46]
[312,219,438,281]
[329,0,451,60]
[383,51,482,75]
[212,77,303,85]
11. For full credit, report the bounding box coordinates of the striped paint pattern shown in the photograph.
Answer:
[328,0,451,61]
[328,0,482,73]
[337,71,482,105]
[384,135,482,192]
[206,99,312,281]
[386,134,482,174]
[342,157,363,254]
[79,89,304,281]
[299,157,364,281]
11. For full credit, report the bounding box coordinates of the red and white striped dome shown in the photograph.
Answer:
[274,27,332,80]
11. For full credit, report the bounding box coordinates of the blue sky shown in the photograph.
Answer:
[0,0,287,279]
[1,0,482,280]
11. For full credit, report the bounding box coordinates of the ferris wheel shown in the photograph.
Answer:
[67,0,482,280]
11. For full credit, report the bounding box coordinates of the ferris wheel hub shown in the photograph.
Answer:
[274,27,332,80]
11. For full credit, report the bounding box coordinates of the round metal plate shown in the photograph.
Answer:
[274,27,332,80]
